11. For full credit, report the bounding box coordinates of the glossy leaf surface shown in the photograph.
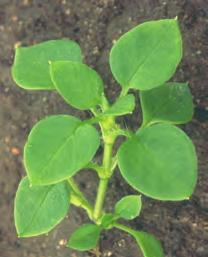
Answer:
[110,19,182,90]
[12,40,82,90]
[24,115,100,185]
[103,94,135,116]
[50,61,103,110]
[118,124,197,200]
[14,177,70,237]
[115,195,142,220]
[140,82,193,126]
[67,224,101,251]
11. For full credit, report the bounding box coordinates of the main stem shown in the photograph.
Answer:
[93,128,115,221]
[93,178,109,221]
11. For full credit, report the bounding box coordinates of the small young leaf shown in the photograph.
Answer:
[100,213,116,229]
[14,177,70,237]
[110,19,182,91]
[12,40,82,90]
[103,94,135,117]
[118,124,197,201]
[140,82,194,126]
[67,224,101,251]
[133,231,164,257]
[50,61,103,110]
[115,195,142,220]
[24,115,100,185]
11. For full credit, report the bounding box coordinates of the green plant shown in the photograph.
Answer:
[12,19,197,257]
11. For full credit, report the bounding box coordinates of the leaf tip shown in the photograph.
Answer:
[174,16,178,21]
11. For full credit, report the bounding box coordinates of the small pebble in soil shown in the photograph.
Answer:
[117,238,126,247]
[58,238,67,246]
[14,41,22,48]
[65,9,71,15]
[4,136,10,143]
[103,251,113,257]
[10,147,20,156]
[23,0,29,5]
[12,15,18,22]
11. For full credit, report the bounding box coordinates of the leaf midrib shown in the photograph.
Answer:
[33,123,81,180]
[127,37,164,87]
[20,186,52,235]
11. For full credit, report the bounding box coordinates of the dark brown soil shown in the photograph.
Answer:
[1,0,208,256]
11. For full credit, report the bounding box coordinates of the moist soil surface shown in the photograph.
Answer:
[0,1,208,257]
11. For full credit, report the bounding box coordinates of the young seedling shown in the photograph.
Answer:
[12,19,197,257]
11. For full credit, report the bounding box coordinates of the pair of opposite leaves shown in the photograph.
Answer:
[13,19,197,202]
[16,179,164,257]
[68,195,163,257]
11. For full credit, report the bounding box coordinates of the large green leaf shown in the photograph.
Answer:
[24,115,100,185]
[133,231,164,257]
[140,82,193,126]
[118,124,197,200]
[110,19,182,91]
[50,61,103,110]
[67,224,101,251]
[115,195,142,220]
[12,39,82,90]
[14,177,70,237]
[103,94,135,116]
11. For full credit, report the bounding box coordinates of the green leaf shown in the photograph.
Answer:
[118,124,197,200]
[24,115,100,185]
[115,195,142,220]
[12,39,82,90]
[133,231,164,257]
[100,213,116,229]
[103,94,135,116]
[140,82,194,126]
[110,19,182,91]
[114,224,164,257]
[14,177,70,237]
[67,224,101,251]
[50,61,103,110]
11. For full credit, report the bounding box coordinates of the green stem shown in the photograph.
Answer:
[119,86,129,98]
[68,178,93,218]
[93,178,109,221]
[93,117,115,220]
[103,141,114,177]
[114,223,136,235]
